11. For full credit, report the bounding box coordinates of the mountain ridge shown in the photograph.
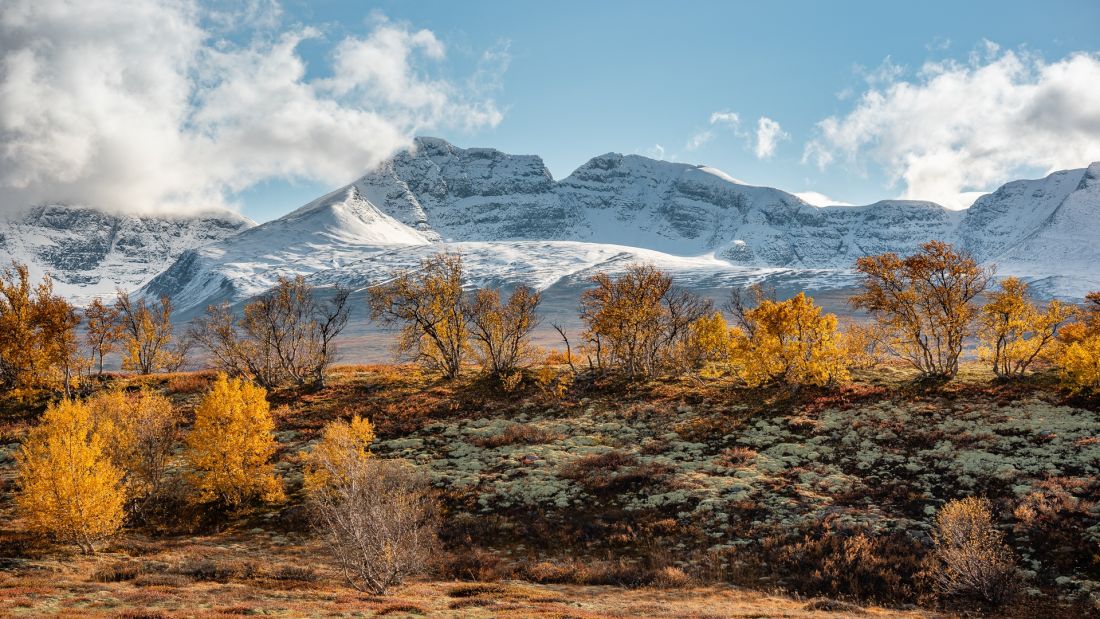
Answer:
[0,204,254,304]
[139,137,1100,314]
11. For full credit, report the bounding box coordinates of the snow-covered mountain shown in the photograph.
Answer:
[961,162,1100,297]
[0,205,254,304]
[136,137,1098,314]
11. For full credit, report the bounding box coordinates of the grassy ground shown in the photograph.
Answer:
[1,363,1098,617]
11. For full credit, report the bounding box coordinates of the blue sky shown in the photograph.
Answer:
[237,0,1100,221]
[4,1,1100,221]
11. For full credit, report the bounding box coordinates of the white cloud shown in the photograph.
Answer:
[804,46,1100,209]
[794,191,853,207]
[754,117,789,159]
[643,144,667,160]
[709,110,741,130]
[0,0,504,215]
[684,130,713,151]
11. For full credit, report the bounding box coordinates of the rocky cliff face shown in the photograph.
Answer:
[136,137,1100,312]
[346,139,965,267]
[0,205,254,304]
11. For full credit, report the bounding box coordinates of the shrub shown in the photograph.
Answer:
[87,389,178,507]
[732,291,848,388]
[441,547,504,582]
[15,398,125,553]
[369,253,467,379]
[1060,334,1100,392]
[271,564,318,582]
[447,583,507,598]
[184,374,283,506]
[91,561,144,582]
[931,497,1018,605]
[165,373,212,394]
[651,566,692,588]
[466,285,541,377]
[302,415,375,494]
[774,531,921,603]
[309,456,439,595]
[679,311,736,375]
[114,291,184,374]
[579,263,710,379]
[471,423,559,448]
[0,262,82,395]
[978,277,1074,377]
[189,276,350,389]
[559,450,669,493]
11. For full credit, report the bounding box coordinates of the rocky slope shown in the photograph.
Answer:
[0,205,254,304]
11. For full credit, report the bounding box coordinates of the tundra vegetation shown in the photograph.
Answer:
[1,242,1100,617]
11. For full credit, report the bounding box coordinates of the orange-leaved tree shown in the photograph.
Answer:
[0,262,82,395]
[369,253,467,379]
[114,291,182,374]
[87,389,178,508]
[579,263,710,378]
[977,277,1075,378]
[303,415,376,495]
[680,311,737,376]
[184,374,283,506]
[1057,290,1100,392]
[465,285,542,378]
[304,416,437,595]
[733,291,848,388]
[851,241,992,381]
[16,398,126,553]
[84,297,122,376]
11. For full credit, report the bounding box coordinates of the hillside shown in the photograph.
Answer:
[0,363,1097,617]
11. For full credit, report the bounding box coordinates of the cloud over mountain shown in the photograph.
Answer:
[0,1,503,215]
[804,45,1100,209]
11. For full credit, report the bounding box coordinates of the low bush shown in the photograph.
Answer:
[559,450,671,494]
[270,564,318,582]
[91,561,144,582]
[471,423,560,448]
[521,558,653,587]
[931,497,1018,606]
[651,565,692,588]
[768,528,924,604]
[374,602,427,616]
[440,547,505,582]
[447,583,507,598]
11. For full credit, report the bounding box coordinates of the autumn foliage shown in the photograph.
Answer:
[681,311,737,375]
[732,291,848,388]
[579,263,709,378]
[16,398,126,553]
[0,263,82,395]
[1057,291,1100,391]
[369,253,468,379]
[977,277,1074,378]
[466,285,542,377]
[852,241,992,380]
[86,389,178,507]
[184,374,283,506]
[303,415,376,494]
[115,291,183,374]
[931,497,1018,604]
